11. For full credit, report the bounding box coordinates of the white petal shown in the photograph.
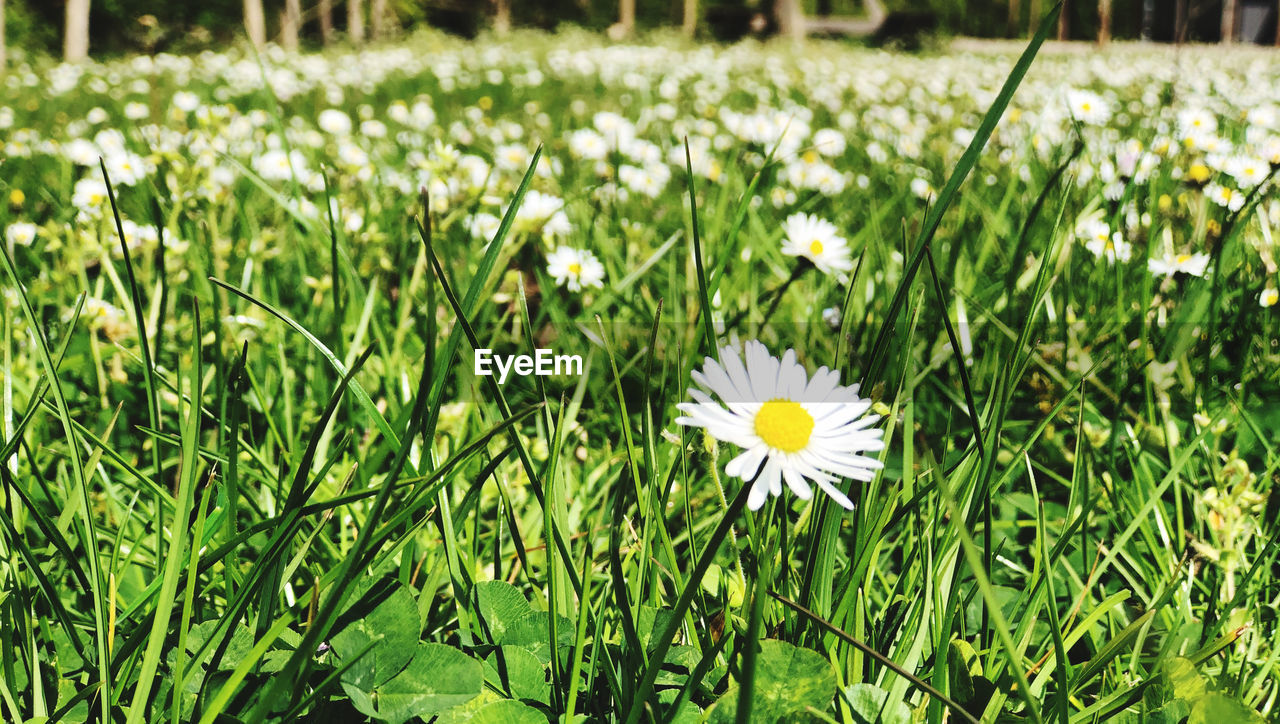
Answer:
[725,445,768,480]
[747,476,771,510]
[781,464,813,500]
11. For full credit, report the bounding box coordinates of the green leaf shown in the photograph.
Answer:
[503,611,578,665]
[330,579,420,689]
[844,683,913,724]
[432,691,504,723]
[1147,699,1192,724]
[344,643,483,724]
[1161,657,1207,703]
[637,605,680,655]
[947,639,981,704]
[484,646,550,704]
[1188,693,1264,724]
[176,621,253,674]
[709,640,836,722]
[475,581,537,645]
[453,699,548,724]
[658,688,705,724]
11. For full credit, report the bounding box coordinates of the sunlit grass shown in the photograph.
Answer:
[0,18,1278,724]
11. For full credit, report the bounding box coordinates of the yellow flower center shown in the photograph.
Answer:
[568,262,582,275]
[1176,254,1191,264]
[802,150,819,164]
[809,239,824,256]
[754,399,814,453]
[1081,102,1092,112]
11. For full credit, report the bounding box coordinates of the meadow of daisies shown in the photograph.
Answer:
[2,21,1280,723]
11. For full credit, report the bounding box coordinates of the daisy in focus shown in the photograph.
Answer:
[780,213,853,276]
[546,246,605,292]
[675,340,885,511]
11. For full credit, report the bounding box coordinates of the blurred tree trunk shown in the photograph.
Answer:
[1139,0,1153,39]
[64,0,90,61]
[349,0,365,43]
[281,0,301,50]
[1027,0,1041,35]
[775,0,804,40]
[371,0,387,39]
[1007,0,1020,37]
[244,0,266,48]
[1174,0,1186,41]
[494,0,512,34]
[682,0,697,36]
[619,0,635,35]
[1057,0,1070,38]
[1,0,6,74]
[1220,0,1237,41]
[319,0,334,45]
[1097,0,1110,43]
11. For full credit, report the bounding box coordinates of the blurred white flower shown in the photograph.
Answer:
[812,128,847,157]
[317,108,353,136]
[124,101,150,120]
[1205,182,1245,212]
[172,91,200,113]
[1066,89,1110,126]
[546,246,605,292]
[5,222,37,248]
[1148,252,1210,278]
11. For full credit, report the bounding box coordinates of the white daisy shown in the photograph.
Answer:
[1260,287,1279,308]
[780,213,853,276]
[5,222,37,248]
[546,246,605,292]
[618,163,670,199]
[567,128,608,161]
[72,177,110,217]
[1077,217,1131,264]
[512,190,564,233]
[811,128,847,157]
[317,108,352,136]
[1066,89,1111,126]
[1147,252,1210,278]
[1227,156,1269,189]
[675,340,885,511]
[1178,108,1218,141]
[172,91,200,113]
[1084,231,1133,264]
[1205,182,1245,212]
[465,212,501,241]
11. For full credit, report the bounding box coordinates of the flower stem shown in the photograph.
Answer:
[623,480,753,724]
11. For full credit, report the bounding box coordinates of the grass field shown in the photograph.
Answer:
[1,21,1279,724]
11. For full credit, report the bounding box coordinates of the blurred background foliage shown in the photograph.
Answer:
[0,0,1275,62]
